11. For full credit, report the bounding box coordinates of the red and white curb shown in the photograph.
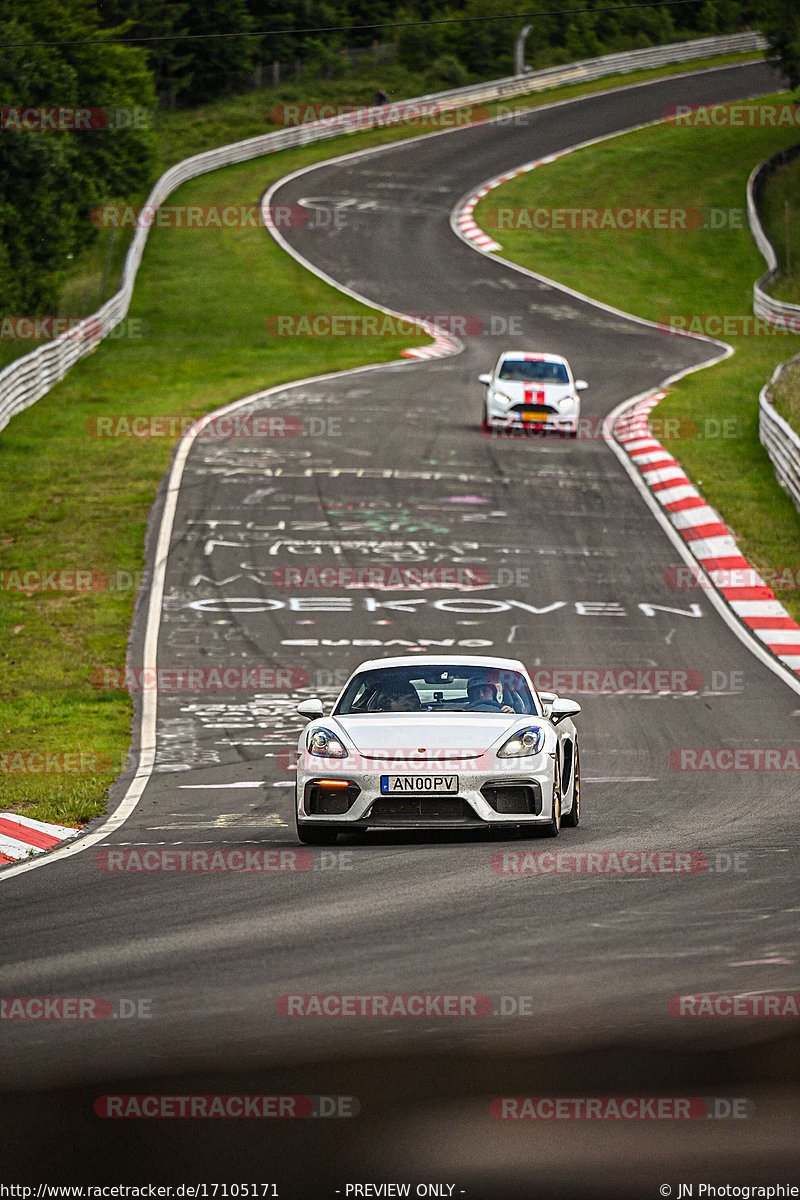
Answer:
[453,156,564,255]
[615,393,800,677]
[401,325,460,360]
[0,813,81,865]
[454,187,503,253]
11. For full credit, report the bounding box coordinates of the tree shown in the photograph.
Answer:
[96,0,192,108]
[446,0,519,77]
[177,0,256,105]
[0,0,156,312]
[756,0,800,89]
[246,0,343,69]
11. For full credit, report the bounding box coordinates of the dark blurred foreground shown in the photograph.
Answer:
[3,1032,799,1198]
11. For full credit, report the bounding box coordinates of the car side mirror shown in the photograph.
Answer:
[296,698,324,720]
[550,697,581,724]
[478,373,491,385]
[575,380,588,391]
[538,690,557,715]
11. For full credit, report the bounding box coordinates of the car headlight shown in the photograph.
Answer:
[556,394,578,410]
[493,392,513,406]
[306,727,348,758]
[496,726,545,757]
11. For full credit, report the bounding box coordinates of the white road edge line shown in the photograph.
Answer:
[0,358,438,883]
[0,61,778,882]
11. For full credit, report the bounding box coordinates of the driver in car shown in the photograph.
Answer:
[467,680,514,713]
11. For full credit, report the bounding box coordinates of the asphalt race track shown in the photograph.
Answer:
[2,61,799,1197]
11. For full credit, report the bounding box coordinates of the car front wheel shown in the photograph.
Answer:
[562,745,580,827]
[538,761,562,838]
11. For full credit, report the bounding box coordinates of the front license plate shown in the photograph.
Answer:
[381,775,458,794]
[521,412,547,422]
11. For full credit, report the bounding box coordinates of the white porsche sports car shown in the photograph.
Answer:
[293,655,581,843]
[479,351,587,435]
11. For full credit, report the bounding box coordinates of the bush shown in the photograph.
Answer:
[425,54,469,87]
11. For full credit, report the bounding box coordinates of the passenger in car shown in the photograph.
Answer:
[373,683,422,712]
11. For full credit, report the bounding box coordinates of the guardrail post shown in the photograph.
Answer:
[514,25,533,76]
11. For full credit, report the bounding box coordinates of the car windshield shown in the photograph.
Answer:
[498,360,569,384]
[334,665,538,715]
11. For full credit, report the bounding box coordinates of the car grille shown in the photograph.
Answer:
[305,781,360,816]
[511,404,558,416]
[368,797,479,822]
[481,783,542,815]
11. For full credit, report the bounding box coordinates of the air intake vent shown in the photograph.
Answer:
[305,782,359,815]
[369,797,478,822]
[482,783,542,815]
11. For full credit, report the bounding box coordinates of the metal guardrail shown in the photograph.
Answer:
[747,142,800,329]
[747,146,800,509]
[760,358,800,512]
[0,30,767,436]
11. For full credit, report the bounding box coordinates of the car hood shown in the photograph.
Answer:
[493,380,574,404]
[334,714,521,759]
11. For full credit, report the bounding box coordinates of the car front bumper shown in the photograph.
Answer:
[295,759,557,830]
[484,412,579,434]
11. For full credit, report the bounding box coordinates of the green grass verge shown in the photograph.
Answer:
[474,94,800,626]
[772,355,800,428]
[0,49,772,829]
[759,150,800,312]
[152,48,765,171]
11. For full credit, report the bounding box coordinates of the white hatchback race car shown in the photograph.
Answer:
[479,351,587,435]
[293,655,581,843]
